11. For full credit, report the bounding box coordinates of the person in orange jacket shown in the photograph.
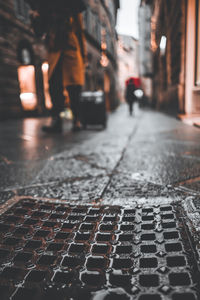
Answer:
[31,4,87,132]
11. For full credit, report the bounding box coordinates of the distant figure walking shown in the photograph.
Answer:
[125,78,136,115]
[30,1,87,132]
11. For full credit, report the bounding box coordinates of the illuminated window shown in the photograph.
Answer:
[196,0,200,85]
[18,65,37,111]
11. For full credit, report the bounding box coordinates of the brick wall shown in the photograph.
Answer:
[0,0,46,118]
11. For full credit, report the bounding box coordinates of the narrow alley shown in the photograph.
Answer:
[1,0,200,299]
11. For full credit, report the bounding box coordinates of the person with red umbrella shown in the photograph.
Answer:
[27,0,88,132]
[125,77,137,116]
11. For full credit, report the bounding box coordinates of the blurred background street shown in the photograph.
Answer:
[1,103,200,206]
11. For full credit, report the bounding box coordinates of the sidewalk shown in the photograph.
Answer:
[1,104,200,216]
[178,113,200,128]
[1,105,200,299]
[1,104,200,217]
[0,104,139,203]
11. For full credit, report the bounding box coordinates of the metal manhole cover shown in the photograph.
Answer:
[0,198,199,300]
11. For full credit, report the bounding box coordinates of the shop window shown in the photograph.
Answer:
[14,0,30,23]
[196,0,200,85]
[18,65,37,111]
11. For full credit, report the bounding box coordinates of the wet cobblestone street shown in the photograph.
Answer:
[1,105,200,299]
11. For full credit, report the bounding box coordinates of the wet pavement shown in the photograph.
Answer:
[1,104,200,299]
[0,105,137,202]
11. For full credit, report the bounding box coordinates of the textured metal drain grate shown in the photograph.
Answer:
[0,198,199,300]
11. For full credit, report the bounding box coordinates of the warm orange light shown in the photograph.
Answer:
[42,62,52,109]
[18,65,37,110]
[100,52,109,67]
[151,19,158,52]
[100,28,109,67]
[101,42,107,51]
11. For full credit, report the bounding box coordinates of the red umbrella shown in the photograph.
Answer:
[125,77,141,88]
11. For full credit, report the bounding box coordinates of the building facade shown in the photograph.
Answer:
[83,0,120,111]
[0,0,119,119]
[185,0,200,114]
[139,0,200,114]
[151,0,186,112]
[138,1,153,104]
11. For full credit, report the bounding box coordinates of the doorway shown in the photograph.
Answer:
[18,65,37,111]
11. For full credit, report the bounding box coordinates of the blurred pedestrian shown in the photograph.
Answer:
[30,2,87,132]
[125,78,136,115]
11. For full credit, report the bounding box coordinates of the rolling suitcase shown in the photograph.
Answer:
[80,91,107,128]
